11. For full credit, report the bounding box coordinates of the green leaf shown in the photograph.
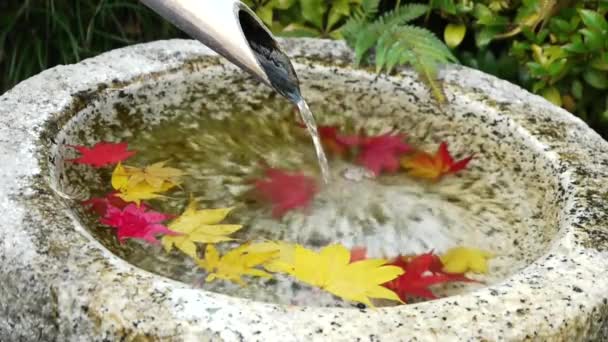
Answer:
[361,0,381,17]
[547,59,567,77]
[563,41,587,54]
[432,0,457,15]
[580,28,604,51]
[550,18,572,34]
[257,5,274,26]
[280,23,322,37]
[327,1,351,31]
[351,4,428,64]
[474,3,508,26]
[591,53,608,71]
[583,70,608,89]
[476,27,501,47]
[527,61,546,77]
[571,80,583,99]
[541,86,562,107]
[444,23,466,48]
[532,80,547,93]
[300,0,327,29]
[376,25,456,103]
[578,9,608,33]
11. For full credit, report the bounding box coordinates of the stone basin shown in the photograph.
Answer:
[1,39,608,341]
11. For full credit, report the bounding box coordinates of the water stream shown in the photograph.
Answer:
[296,99,331,183]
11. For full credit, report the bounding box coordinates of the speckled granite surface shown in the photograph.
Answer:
[1,39,608,341]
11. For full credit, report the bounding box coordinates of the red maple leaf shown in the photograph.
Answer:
[357,133,412,175]
[82,192,131,216]
[253,168,318,218]
[100,204,177,244]
[318,126,361,156]
[384,253,476,301]
[401,142,473,181]
[67,142,136,167]
[297,124,360,156]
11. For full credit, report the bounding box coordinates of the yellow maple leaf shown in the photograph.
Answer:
[290,244,404,307]
[441,247,493,274]
[124,161,185,189]
[196,243,278,285]
[243,241,296,274]
[111,163,174,205]
[162,199,243,259]
[111,162,130,190]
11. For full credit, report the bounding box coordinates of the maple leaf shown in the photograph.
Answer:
[289,244,404,307]
[243,241,296,274]
[400,142,473,181]
[253,168,318,218]
[356,133,412,175]
[440,247,493,274]
[124,161,185,189]
[67,142,135,167]
[384,253,476,301]
[100,203,177,244]
[162,198,243,259]
[311,125,361,156]
[111,163,173,205]
[196,243,278,285]
[82,192,130,216]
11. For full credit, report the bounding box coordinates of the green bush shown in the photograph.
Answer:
[248,0,608,137]
[2,0,608,137]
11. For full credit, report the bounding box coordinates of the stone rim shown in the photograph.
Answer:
[1,38,607,340]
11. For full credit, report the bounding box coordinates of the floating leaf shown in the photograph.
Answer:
[440,247,493,274]
[124,161,185,189]
[357,133,412,175]
[253,168,318,218]
[196,243,278,285]
[289,244,404,307]
[100,203,177,244]
[82,192,130,216]
[400,142,472,181]
[384,253,476,301]
[67,142,135,168]
[162,198,243,259]
[316,125,361,156]
[244,241,296,274]
[111,163,173,205]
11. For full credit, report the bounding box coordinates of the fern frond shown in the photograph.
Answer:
[376,25,457,102]
[341,0,381,45]
[361,0,381,18]
[374,4,428,28]
[352,4,428,65]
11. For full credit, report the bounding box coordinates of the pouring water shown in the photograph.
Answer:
[140,0,331,183]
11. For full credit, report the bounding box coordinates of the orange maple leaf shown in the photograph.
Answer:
[401,142,472,181]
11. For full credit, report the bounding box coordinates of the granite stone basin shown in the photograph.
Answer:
[1,39,608,341]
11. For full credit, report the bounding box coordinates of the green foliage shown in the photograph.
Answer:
[342,1,457,102]
[0,0,183,92]
[243,0,363,38]
[428,0,608,135]
[4,0,608,137]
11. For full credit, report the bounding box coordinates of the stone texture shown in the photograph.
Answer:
[0,38,608,341]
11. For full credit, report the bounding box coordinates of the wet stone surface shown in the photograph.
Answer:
[1,39,608,341]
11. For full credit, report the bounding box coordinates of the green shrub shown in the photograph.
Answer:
[250,0,608,136]
[426,0,608,135]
